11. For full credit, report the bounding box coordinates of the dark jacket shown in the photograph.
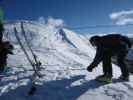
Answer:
[89,34,132,68]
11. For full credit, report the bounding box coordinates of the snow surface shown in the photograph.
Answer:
[0,21,133,100]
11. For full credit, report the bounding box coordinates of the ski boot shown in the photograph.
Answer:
[118,75,129,81]
[96,75,112,83]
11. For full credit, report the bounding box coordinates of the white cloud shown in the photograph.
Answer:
[109,10,133,25]
[37,16,65,28]
[47,16,65,28]
[38,16,46,24]
[116,18,133,25]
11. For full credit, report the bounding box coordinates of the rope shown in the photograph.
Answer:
[13,66,86,72]
[11,64,86,72]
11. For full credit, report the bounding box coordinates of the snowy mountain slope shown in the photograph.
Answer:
[62,29,95,57]
[0,20,133,100]
[4,21,94,66]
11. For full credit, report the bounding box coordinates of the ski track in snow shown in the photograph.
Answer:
[0,21,133,100]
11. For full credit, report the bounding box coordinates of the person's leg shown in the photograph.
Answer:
[117,54,129,78]
[116,43,129,81]
[96,53,112,83]
[102,52,112,78]
[0,62,6,73]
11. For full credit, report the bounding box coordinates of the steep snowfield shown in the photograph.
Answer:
[0,21,133,100]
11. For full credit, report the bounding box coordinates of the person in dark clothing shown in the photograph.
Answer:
[0,7,14,73]
[87,34,132,82]
[0,41,14,73]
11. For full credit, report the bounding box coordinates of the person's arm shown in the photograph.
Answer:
[87,46,104,71]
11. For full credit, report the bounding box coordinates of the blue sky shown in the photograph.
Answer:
[1,0,133,34]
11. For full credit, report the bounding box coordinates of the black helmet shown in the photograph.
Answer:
[90,35,100,46]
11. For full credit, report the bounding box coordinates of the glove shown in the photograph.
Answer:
[87,66,93,72]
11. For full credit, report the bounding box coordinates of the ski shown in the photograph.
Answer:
[14,27,42,77]
[14,26,46,95]
[20,22,42,71]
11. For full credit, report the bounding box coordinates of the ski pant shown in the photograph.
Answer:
[102,45,129,78]
[0,63,6,73]
[0,58,7,73]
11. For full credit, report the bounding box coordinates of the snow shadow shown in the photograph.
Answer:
[0,75,105,100]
